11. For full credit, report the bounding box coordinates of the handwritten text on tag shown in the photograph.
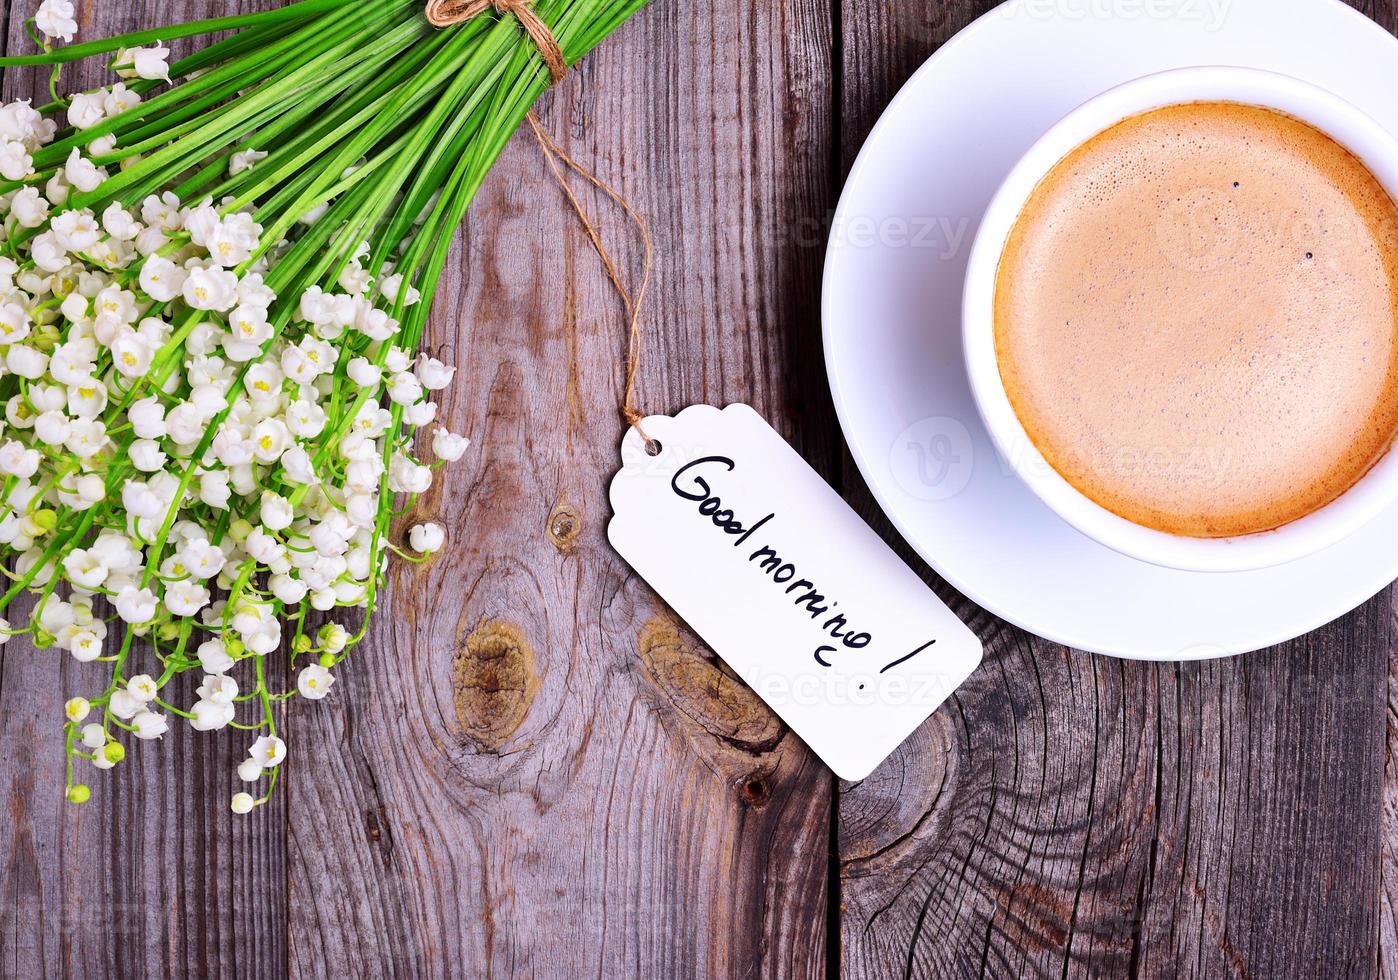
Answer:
[608,404,982,781]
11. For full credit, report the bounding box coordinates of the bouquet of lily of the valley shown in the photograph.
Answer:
[0,0,645,811]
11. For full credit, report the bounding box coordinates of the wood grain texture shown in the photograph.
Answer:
[0,0,837,977]
[0,6,295,980]
[283,0,838,971]
[837,2,1397,978]
[5,0,1398,977]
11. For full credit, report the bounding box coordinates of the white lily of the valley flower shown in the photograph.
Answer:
[127,396,167,439]
[108,689,141,720]
[345,356,381,387]
[64,696,90,723]
[32,410,70,447]
[64,418,107,459]
[285,399,327,438]
[407,399,440,426]
[0,99,41,143]
[163,579,210,617]
[229,147,268,175]
[248,735,286,767]
[103,83,141,117]
[179,538,226,579]
[268,572,307,605]
[297,663,334,700]
[35,0,78,43]
[432,429,470,462]
[354,304,397,341]
[116,43,171,82]
[128,438,167,472]
[63,149,106,192]
[131,710,169,740]
[110,330,155,378]
[281,445,319,486]
[259,492,293,531]
[10,186,47,227]
[197,638,235,674]
[68,629,102,662]
[7,344,48,380]
[408,522,444,554]
[62,548,108,590]
[320,623,349,654]
[0,440,40,477]
[230,792,256,814]
[415,354,455,390]
[245,620,281,655]
[197,673,238,705]
[198,469,232,509]
[126,674,158,703]
[182,266,239,311]
[138,255,187,302]
[115,586,158,624]
[388,454,432,494]
[0,140,32,180]
[379,272,421,306]
[189,699,235,732]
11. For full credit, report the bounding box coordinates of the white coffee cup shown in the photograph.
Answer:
[963,66,1398,573]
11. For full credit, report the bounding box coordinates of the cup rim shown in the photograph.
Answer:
[962,65,1398,573]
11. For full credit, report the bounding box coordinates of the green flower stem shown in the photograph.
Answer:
[0,0,363,67]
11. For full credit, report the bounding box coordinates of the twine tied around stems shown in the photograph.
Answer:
[425,0,656,445]
[425,0,567,82]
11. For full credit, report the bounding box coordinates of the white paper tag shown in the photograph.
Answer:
[608,404,982,780]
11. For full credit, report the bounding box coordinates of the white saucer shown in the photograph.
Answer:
[822,0,1398,659]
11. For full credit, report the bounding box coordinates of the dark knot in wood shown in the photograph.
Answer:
[738,774,772,809]
[636,615,783,755]
[453,620,539,751]
[547,501,581,553]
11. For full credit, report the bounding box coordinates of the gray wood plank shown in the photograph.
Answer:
[277,1,837,978]
[0,4,294,980]
[1384,590,1398,979]
[837,2,1394,977]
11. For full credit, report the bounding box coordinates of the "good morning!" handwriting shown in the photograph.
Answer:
[670,455,933,670]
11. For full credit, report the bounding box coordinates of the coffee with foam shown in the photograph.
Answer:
[994,102,1398,538]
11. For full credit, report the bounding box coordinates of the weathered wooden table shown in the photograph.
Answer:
[1,0,1395,976]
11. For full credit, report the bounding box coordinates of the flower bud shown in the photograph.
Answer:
[66,784,90,804]
[80,723,105,749]
[64,696,90,723]
[318,623,348,653]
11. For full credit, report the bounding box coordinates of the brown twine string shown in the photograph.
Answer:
[526,114,654,441]
[424,0,567,82]
[426,0,656,445]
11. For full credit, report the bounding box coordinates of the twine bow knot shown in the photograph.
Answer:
[424,0,568,83]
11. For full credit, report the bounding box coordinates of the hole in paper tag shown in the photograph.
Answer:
[608,404,983,781]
